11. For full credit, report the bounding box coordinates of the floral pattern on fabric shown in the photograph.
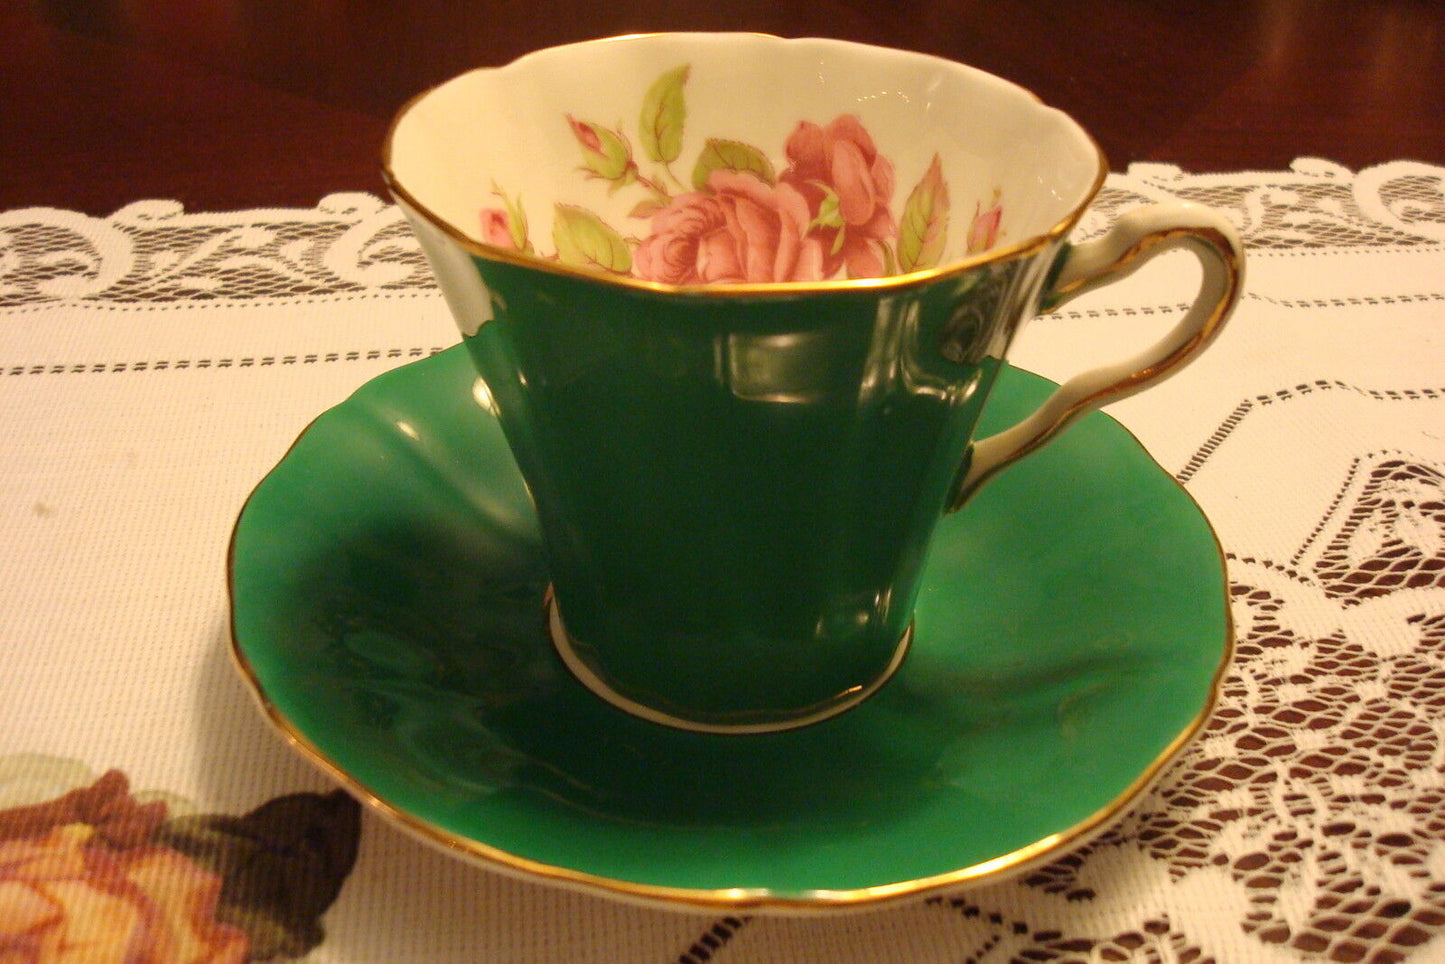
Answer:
[0,759,360,963]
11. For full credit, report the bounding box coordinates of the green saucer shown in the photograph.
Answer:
[229,345,1230,911]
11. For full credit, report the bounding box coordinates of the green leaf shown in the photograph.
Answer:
[639,64,689,164]
[691,138,775,190]
[156,790,361,961]
[552,205,632,274]
[897,154,951,273]
[502,193,532,253]
[629,198,667,219]
[881,242,898,277]
[605,167,639,197]
[808,182,845,232]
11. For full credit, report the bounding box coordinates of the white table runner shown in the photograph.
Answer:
[2,158,1443,962]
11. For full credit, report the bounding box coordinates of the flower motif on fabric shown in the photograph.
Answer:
[479,65,1005,282]
[0,758,361,962]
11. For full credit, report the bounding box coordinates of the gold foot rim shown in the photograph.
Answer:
[545,587,913,736]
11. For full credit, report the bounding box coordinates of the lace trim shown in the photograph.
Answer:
[7,162,1442,961]
[1178,383,1445,485]
[0,194,430,308]
[1072,158,1445,249]
[0,159,1440,309]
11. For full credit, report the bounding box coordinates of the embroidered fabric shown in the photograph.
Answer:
[1,158,1441,312]
[1,159,1442,963]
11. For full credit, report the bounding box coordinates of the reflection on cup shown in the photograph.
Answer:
[385,33,1243,733]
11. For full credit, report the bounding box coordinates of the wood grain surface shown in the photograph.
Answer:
[3,0,1441,214]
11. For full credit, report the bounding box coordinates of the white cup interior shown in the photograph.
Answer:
[386,34,1104,283]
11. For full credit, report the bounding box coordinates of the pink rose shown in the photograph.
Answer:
[480,208,516,250]
[633,170,826,284]
[779,115,897,278]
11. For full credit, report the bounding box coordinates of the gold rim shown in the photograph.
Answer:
[379,34,1109,298]
[226,365,1233,913]
[544,586,916,736]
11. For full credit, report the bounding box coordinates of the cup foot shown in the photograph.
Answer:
[545,587,913,735]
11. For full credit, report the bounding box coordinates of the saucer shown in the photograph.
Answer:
[229,346,1230,912]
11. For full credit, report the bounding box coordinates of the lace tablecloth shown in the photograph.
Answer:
[2,159,1443,962]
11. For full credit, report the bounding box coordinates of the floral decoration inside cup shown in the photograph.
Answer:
[480,65,1002,284]
[387,34,1099,288]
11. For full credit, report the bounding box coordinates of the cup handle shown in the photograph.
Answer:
[948,202,1245,511]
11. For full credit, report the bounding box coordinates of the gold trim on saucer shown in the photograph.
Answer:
[226,387,1233,914]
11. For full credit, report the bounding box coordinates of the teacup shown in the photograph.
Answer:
[384,33,1243,734]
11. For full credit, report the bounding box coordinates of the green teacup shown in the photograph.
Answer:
[384,34,1243,734]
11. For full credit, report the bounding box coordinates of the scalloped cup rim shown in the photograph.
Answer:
[382,32,1108,295]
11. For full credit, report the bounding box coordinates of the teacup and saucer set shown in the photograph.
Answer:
[229,34,1243,911]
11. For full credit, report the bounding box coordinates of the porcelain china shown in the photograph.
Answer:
[383,35,1242,731]
[229,346,1231,912]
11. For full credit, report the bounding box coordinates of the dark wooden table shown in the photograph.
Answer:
[4,0,1442,216]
